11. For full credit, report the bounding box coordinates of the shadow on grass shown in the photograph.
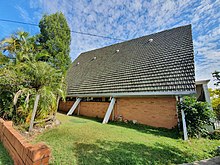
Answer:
[75,140,194,165]
[108,121,180,139]
[66,114,179,139]
[0,142,13,165]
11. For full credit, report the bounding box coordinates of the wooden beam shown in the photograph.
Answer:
[102,97,116,124]
[67,98,81,116]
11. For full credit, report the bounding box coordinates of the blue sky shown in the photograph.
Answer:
[0,0,219,88]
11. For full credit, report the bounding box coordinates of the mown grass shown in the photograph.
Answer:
[34,113,220,165]
[0,142,13,165]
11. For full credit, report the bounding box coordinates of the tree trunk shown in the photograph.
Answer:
[53,96,60,121]
[29,94,40,132]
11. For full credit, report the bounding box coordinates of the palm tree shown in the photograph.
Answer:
[25,61,65,131]
[0,32,28,61]
[0,31,48,64]
[0,52,10,67]
[0,31,66,131]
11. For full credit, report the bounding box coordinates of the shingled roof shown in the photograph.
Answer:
[67,25,195,97]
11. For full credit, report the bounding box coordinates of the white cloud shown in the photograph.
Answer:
[16,0,220,88]
[15,6,32,22]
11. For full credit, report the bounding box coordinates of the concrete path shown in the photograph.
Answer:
[180,156,220,165]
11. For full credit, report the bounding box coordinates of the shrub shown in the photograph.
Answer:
[209,130,220,140]
[209,88,220,120]
[178,96,215,138]
[0,91,14,120]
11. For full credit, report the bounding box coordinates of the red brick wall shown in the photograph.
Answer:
[59,101,74,112]
[0,118,50,165]
[59,101,114,119]
[59,97,178,129]
[115,97,178,129]
[79,102,110,118]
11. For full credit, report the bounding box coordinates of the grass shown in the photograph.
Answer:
[34,113,220,165]
[0,142,13,165]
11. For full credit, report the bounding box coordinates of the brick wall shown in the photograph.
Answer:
[59,100,74,112]
[116,97,178,129]
[79,102,110,118]
[0,118,50,165]
[59,97,178,129]
[59,101,111,119]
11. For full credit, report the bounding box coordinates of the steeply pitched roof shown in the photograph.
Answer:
[67,25,195,96]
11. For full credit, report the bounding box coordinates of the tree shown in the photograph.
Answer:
[0,31,48,65]
[0,52,10,67]
[38,12,71,73]
[25,61,66,131]
[212,71,220,86]
[0,31,66,131]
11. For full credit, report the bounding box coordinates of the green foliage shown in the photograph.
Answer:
[209,130,220,140]
[34,113,220,164]
[212,71,220,86]
[0,29,67,126]
[39,12,71,73]
[178,96,215,138]
[0,91,14,120]
[0,62,66,125]
[0,12,70,127]
[0,52,9,67]
[0,31,45,64]
[209,88,220,120]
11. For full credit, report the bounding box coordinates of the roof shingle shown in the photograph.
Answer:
[67,25,195,96]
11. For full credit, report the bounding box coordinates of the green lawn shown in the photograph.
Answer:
[34,113,220,165]
[0,142,13,165]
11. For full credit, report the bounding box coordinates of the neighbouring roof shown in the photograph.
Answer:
[196,79,210,85]
[67,25,195,96]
